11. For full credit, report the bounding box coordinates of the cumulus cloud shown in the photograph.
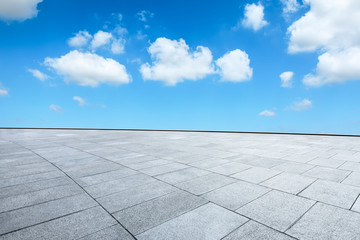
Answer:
[281,0,300,15]
[73,96,85,106]
[303,47,360,87]
[259,110,275,117]
[287,0,360,86]
[111,38,125,54]
[45,50,131,87]
[136,10,154,22]
[91,30,112,49]
[28,68,49,81]
[68,31,92,48]
[49,104,62,113]
[241,2,268,31]
[280,71,294,87]
[0,0,43,22]
[215,49,253,82]
[288,98,312,111]
[140,38,214,86]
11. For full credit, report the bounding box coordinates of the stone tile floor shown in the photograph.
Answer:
[1,129,360,239]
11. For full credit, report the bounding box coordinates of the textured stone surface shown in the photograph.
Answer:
[202,180,270,210]
[287,203,360,239]
[299,180,360,209]
[136,203,248,240]
[174,173,237,195]
[260,172,316,194]
[232,167,280,184]
[223,221,295,240]
[114,190,207,235]
[237,190,315,231]
[2,129,360,239]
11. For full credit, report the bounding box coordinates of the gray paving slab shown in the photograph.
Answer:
[237,157,285,168]
[189,158,231,169]
[0,193,96,235]
[0,164,57,180]
[223,220,295,240]
[139,163,189,176]
[0,207,118,240]
[339,161,360,172]
[84,173,157,198]
[352,197,360,213]
[202,180,270,210]
[307,157,345,168]
[78,224,135,240]
[76,167,138,187]
[260,172,316,194]
[231,167,281,184]
[271,161,315,174]
[0,176,72,199]
[114,190,208,235]
[136,203,248,240]
[0,184,83,213]
[208,162,252,175]
[299,180,360,209]
[303,166,351,182]
[287,202,360,239]
[98,181,177,213]
[123,159,172,170]
[174,173,237,195]
[342,172,360,187]
[155,167,210,184]
[237,190,315,232]
[0,171,64,189]
[66,162,124,178]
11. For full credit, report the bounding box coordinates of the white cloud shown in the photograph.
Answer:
[259,110,275,117]
[140,38,214,86]
[288,98,312,111]
[281,0,300,15]
[0,0,43,22]
[215,49,253,82]
[280,71,294,87]
[111,38,125,54]
[113,26,128,36]
[49,104,62,113]
[73,96,85,106]
[91,30,112,49]
[0,88,8,96]
[136,10,154,22]
[68,31,92,48]
[303,47,360,87]
[28,68,49,81]
[45,50,131,87]
[241,3,268,31]
[287,0,360,86]
[288,0,360,53]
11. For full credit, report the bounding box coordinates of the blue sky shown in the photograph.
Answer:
[1,0,360,134]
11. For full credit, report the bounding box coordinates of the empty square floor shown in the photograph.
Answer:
[1,129,360,240]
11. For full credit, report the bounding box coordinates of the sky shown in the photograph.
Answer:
[0,0,360,134]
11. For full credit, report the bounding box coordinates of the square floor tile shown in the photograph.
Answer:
[174,173,237,195]
[261,172,316,194]
[287,203,360,239]
[231,167,280,184]
[303,166,350,182]
[237,190,315,232]
[202,180,270,210]
[299,180,360,209]
[223,220,295,240]
[136,203,248,240]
